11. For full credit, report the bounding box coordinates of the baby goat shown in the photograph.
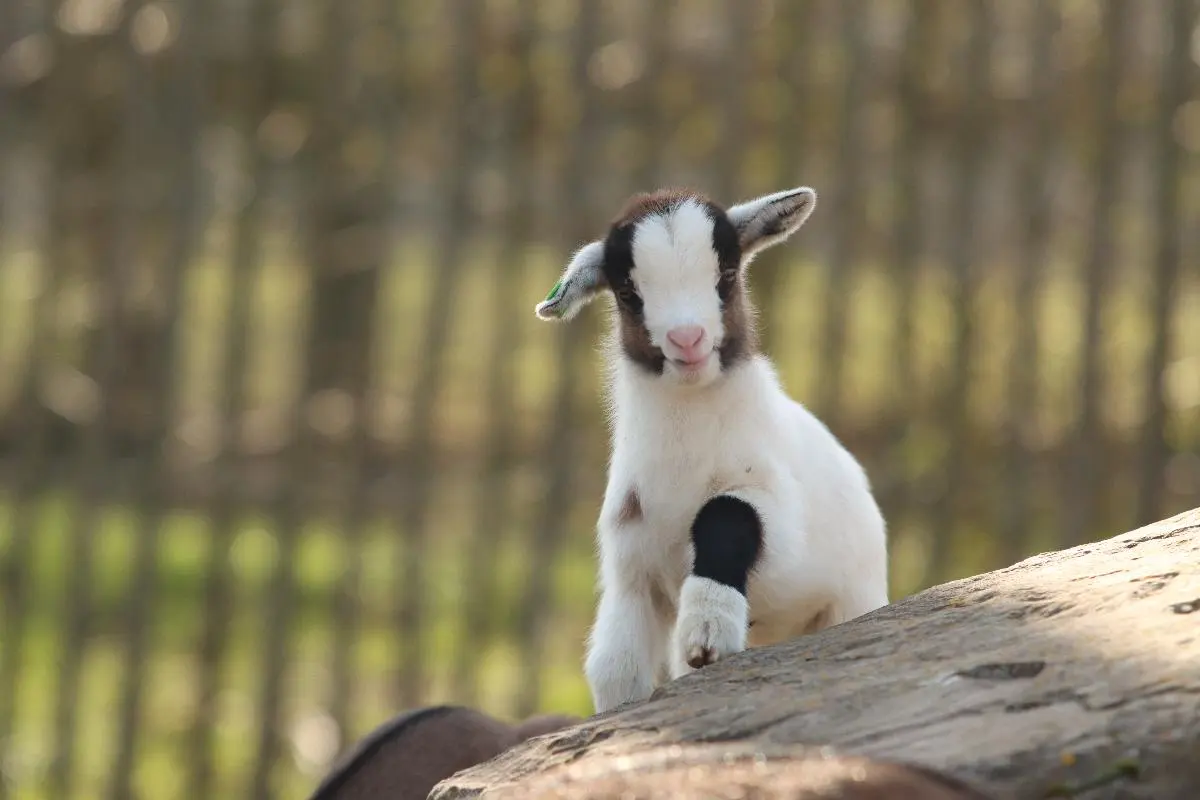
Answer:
[535,186,889,714]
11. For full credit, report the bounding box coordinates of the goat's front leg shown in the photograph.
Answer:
[584,579,667,714]
[671,494,762,677]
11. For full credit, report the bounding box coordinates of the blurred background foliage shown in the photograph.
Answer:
[0,0,1198,797]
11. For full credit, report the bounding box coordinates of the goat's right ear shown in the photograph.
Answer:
[534,240,608,321]
[726,186,817,265]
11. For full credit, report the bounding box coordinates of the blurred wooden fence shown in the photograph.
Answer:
[0,0,1198,797]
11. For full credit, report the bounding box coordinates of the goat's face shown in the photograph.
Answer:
[536,186,817,388]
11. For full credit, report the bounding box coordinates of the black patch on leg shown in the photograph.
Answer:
[690,495,762,596]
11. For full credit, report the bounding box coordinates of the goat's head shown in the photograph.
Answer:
[535,186,817,387]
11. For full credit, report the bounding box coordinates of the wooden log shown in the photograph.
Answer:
[432,506,1200,799]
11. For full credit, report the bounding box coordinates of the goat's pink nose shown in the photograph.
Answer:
[666,325,705,350]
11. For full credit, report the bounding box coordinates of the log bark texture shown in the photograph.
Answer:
[432,507,1200,799]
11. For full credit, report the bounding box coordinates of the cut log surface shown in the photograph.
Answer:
[432,507,1200,799]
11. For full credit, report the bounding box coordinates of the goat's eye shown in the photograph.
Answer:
[718,271,737,288]
[615,285,638,305]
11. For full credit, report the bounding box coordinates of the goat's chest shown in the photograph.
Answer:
[607,404,771,544]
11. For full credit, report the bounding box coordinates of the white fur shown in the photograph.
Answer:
[672,576,748,672]
[537,187,889,715]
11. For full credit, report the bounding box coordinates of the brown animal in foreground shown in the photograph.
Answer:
[310,705,995,800]
[306,705,581,800]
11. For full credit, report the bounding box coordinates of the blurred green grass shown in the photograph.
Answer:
[0,488,601,799]
[0,236,1197,799]
[0,483,989,800]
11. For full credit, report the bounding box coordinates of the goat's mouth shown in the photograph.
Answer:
[668,350,715,372]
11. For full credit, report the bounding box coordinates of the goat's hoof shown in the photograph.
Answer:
[673,580,748,673]
[686,645,716,669]
[678,618,742,670]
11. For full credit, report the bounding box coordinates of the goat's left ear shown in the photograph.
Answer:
[535,240,608,321]
[726,187,817,264]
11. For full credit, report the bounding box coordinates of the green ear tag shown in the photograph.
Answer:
[544,279,564,303]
